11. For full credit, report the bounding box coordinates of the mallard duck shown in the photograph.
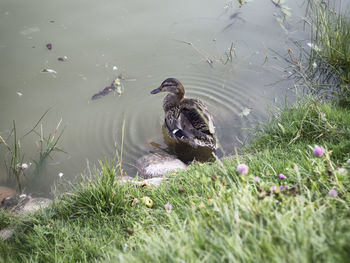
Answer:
[151,78,217,149]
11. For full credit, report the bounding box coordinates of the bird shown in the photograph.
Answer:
[150,78,217,150]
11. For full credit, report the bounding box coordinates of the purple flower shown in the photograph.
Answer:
[270,185,277,192]
[328,189,338,197]
[164,203,173,212]
[279,173,286,180]
[237,164,249,175]
[313,146,324,157]
[285,185,290,190]
[280,185,284,190]
[253,176,260,183]
[337,168,346,174]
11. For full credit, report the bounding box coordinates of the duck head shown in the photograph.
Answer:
[151,78,185,98]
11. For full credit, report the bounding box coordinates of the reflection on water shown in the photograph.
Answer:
[0,0,308,196]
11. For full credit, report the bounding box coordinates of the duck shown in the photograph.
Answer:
[151,78,217,149]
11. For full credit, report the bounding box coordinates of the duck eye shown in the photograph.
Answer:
[163,81,175,87]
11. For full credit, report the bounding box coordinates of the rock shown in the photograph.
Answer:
[15,197,52,215]
[135,177,165,187]
[0,186,16,203]
[0,227,16,241]
[136,153,187,179]
[0,196,51,241]
[1,195,52,215]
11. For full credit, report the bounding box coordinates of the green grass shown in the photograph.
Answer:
[0,101,349,262]
[250,98,350,161]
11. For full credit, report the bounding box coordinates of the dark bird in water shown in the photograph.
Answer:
[151,78,217,150]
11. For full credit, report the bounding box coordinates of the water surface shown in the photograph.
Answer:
[0,0,309,195]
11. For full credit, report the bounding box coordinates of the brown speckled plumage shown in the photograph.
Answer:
[151,78,217,149]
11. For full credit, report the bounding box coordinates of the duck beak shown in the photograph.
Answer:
[150,86,162,94]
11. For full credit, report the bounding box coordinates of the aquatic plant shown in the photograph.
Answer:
[306,0,350,106]
[0,110,65,192]
[0,121,25,192]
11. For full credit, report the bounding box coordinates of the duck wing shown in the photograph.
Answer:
[179,99,215,138]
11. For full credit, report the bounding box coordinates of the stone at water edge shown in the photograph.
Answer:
[1,195,52,214]
[136,153,187,179]
[16,197,52,215]
[0,227,16,241]
[0,196,52,241]
[0,186,16,203]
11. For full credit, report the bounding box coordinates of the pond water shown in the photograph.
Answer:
[0,0,309,196]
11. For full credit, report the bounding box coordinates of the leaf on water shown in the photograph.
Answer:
[240,107,251,117]
[46,43,52,50]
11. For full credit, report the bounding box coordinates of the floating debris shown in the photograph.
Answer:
[239,107,251,117]
[20,26,40,35]
[46,43,52,50]
[91,86,115,100]
[174,39,214,67]
[112,66,118,71]
[222,10,245,32]
[91,75,124,100]
[17,162,31,171]
[16,92,23,97]
[57,56,68,62]
[114,77,123,96]
[58,172,63,178]
[271,0,291,18]
[230,11,242,20]
[41,69,57,74]
[271,0,281,8]
[307,42,321,52]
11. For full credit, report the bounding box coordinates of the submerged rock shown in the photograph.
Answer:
[136,153,187,179]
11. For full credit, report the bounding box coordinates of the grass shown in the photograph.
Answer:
[250,97,350,161]
[0,100,349,262]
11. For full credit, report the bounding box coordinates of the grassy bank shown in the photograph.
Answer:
[0,100,349,262]
[1,0,350,262]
